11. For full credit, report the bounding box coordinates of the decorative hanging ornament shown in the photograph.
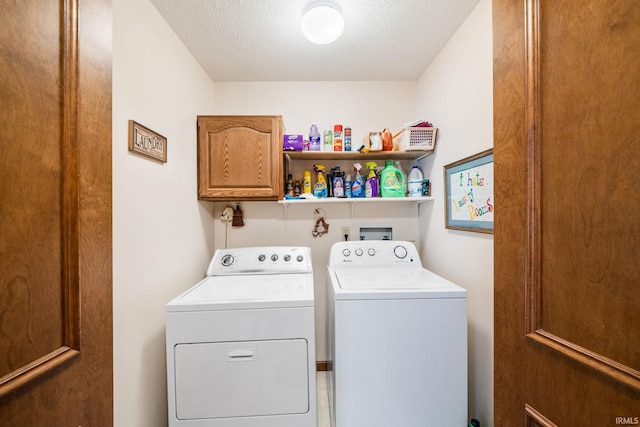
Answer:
[312,208,329,237]
[221,204,234,222]
[232,203,244,227]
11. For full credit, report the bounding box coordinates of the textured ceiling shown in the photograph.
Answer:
[148,0,482,82]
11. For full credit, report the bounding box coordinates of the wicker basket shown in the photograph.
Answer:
[393,127,438,151]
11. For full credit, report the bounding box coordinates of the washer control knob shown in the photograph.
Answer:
[342,248,351,257]
[394,245,408,259]
[221,254,234,267]
[355,248,364,257]
[258,254,266,262]
[367,248,376,256]
[271,254,278,262]
[284,254,291,262]
[297,255,304,262]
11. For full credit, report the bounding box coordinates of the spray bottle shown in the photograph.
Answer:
[365,161,379,198]
[313,164,328,198]
[351,163,365,198]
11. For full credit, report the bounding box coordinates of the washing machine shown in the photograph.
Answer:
[326,240,467,427]
[166,246,317,427]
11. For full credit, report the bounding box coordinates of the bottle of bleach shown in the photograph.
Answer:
[408,165,424,197]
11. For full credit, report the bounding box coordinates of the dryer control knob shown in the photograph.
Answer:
[284,254,291,262]
[297,255,304,262]
[221,254,234,267]
[355,248,364,256]
[258,254,266,262]
[342,249,351,257]
[367,248,376,256]
[394,245,408,259]
[271,254,279,262]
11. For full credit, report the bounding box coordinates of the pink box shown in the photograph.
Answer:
[283,134,303,151]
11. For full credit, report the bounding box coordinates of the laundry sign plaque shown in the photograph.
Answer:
[444,149,494,233]
[128,120,167,162]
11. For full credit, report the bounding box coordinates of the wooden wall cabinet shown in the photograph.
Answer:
[197,115,283,201]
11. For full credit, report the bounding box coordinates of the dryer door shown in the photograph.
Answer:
[173,339,309,420]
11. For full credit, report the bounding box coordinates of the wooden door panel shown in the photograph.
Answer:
[536,0,640,368]
[0,0,112,424]
[527,0,640,386]
[0,0,80,394]
[494,0,640,424]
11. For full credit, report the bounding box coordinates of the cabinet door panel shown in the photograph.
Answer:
[198,115,282,200]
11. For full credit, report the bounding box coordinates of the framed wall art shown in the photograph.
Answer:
[128,120,167,162]
[444,148,493,233]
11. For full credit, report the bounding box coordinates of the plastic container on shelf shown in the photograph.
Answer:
[309,123,321,151]
[351,163,365,198]
[408,165,424,197]
[323,127,333,151]
[380,160,405,198]
[303,170,312,194]
[364,162,379,198]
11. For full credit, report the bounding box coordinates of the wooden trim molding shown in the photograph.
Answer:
[525,404,558,427]
[527,330,640,391]
[523,0,640,392]
[0,0,81,397]
[61,0,81,353]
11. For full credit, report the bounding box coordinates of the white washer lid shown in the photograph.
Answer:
[166,274,314,312]
[332,268,467,300]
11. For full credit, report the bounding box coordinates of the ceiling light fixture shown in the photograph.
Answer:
[300,2,344,45]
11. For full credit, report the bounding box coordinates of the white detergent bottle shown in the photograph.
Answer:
[408,165,424,197]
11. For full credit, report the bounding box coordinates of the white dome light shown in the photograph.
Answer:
[300,2,344,45]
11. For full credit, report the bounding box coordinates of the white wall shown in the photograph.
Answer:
[212,81,421,360]
[112,0,217,425]
[415,0,494,424]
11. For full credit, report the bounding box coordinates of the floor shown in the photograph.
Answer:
[317,371,330,427]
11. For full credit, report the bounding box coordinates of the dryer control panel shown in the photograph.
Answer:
[207,246,312,276]
[328,241,422,268]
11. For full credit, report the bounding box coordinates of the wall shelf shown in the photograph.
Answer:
[283,150,434,162]
[280,150,435,225]
[277,196,434,205]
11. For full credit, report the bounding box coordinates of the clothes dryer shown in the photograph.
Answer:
[166,246,316,427]
[326,240,467,427]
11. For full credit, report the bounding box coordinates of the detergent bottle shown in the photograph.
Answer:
[351,163,365,198]
[380,159,406,197]
[313,164,328,198]
[364,162,379,198]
